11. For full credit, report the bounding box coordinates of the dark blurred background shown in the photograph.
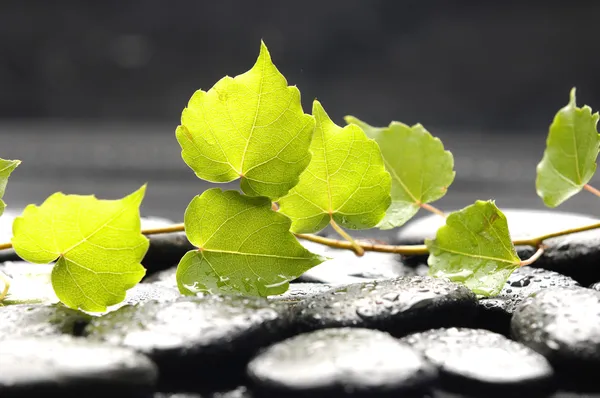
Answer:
[2,1,600,222]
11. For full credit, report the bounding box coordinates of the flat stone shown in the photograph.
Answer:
[85,295,292,391]
[247,327,437,397]
[477,267,579,335]
[268,283,335,305]
[294,239,415,285]
[86,283,181,316]
[0,336,157,397]
[397,209,600,285]
[0,303,90,340]
[154,386,251,397]
[144,266,177,289]
[293,276,477,336]
[0,261,58,305]
[401,328,554,396]
[511,287,600,378]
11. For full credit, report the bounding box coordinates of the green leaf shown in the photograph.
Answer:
[536,88,600,207]
[176,188,325,297]
[0,158,20,216]
[425,200,520,296]
[11,186,149,312]
[176,41,315,200]
[278,101,391,233]
[345,117,455,229]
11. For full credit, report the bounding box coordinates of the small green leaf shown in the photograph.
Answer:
[176,188,325,297]
[0,158,20,216]
[176,41,315,200]
[11,186,149,312]
[536,88,600,207]
[278,101,391,233]
[426,200,520,296]
[345,117,455,229]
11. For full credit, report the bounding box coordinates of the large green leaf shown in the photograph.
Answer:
[426,200,520,296]
[345,116,454,229]
[176,41,315,200]
[278,101,391,233]
[176,189,325,297]
[0,158,20,216]
[536,88,600,207]
[11,186,149,312]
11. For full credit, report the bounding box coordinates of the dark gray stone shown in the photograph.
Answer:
[295,239,415,285]
[589,281,600,291]
[477,267,579,335]
[401,328,554,397]
[143,266,178,289]
[397,209,600,285]
[247,327,437,398]
[0,261,58,305]
[268,283,335,305]
[511,287,600,379]
[141,217,194,275]
[293,276,477,337]
[87,282,181,316]
[0,336,157,397]
[0,210,20,262]
[154,386,251,397]
[0,304,90,340]
[85,295,292,391]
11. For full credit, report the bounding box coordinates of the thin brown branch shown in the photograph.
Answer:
[519,246,545,267]
[329,219,364,256]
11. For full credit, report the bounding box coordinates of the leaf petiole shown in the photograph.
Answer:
[420,202,446,218]
[519,245,545,267]
[0,271,10,302]
[583,184,600,198]
[329,219,365,256]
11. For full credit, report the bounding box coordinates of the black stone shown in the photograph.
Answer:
[397,210,600,285]
[293,276,477,337]
[511,287,600,382]
[0,303,91,340]
[85,295,292,391]
[268,283,335,305]
[0,336,157,397]
[401,328,555,397]
[589,281,600,291]
[143,266,178,289]
[477,267,579,335]
[154,386,251,397]
[0,261,58,305]
[247,327,437,398]
[0,210,20,262]
[142,217,194,276]
[89,283,181,315]
[295,240,415,285]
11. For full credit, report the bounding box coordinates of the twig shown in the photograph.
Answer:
[519,245,545,267]
[329,219,364,256]
[584,184,600,199]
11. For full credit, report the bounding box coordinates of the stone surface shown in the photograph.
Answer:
[294,239,413,285]
[397,209,600,285]
[0,303,90,340]
[401,328,554,396]
[589,281,600,291]
[293,276,477,337]
[247,327,437,397]
[141,217,195,275]
[0,336,157,397]
[154,386,251,397]
[477,267,579,335]
[511,287,600,378]
[85,295,292,390]
[268,283,335,305]
[144,266,178,289]
[0,210,22,262]
[87,282,181,316]
[0,261,58,305]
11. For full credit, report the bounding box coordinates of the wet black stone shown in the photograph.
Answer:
[0,336,157,397]
[293,276,477,337]
[140,217,194,276]
[511,287,600,381]
[247,327,437,398]
[589,281,600,291]
[0,304,91,340]
[397,210,600,285]
[85,295,292,391]
[477,267,579,335]
[401,328,555,397]
[268,283,335,305]
[143,266,178,289]
[155,386,252,397]
[88,283,181,316]
[0,261,58,304]
[0,210,20,262]
[295,240,416,285]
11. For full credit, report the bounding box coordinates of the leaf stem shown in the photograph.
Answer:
[0,271,10,302]
[142,223,185,236]
[295,233,429,255]
[420,202,446,217]
[519,245,545,267]
[329,219,365,256]
[584,184,600,198]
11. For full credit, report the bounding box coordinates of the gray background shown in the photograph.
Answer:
[1,1,600,222]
